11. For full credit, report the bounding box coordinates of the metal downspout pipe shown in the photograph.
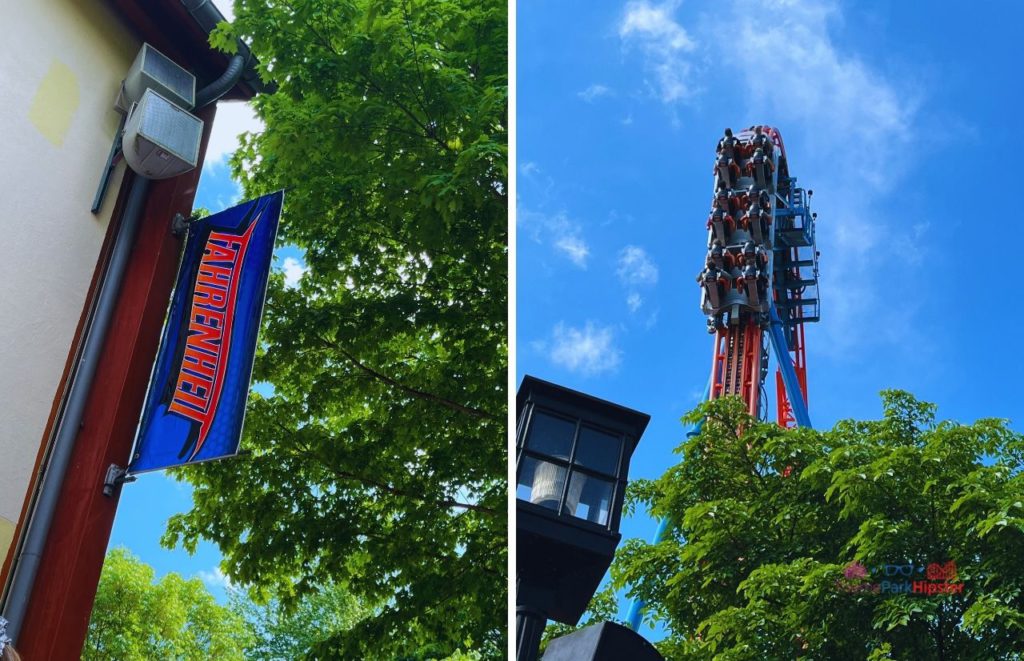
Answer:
[180,0,256,108]
[194,54,245,109]
[2,41,246,642]
[2,176,151,642]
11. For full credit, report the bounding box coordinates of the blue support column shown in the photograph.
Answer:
[627,307,813,631]
[767,304,811,428]
[624,378,710,631]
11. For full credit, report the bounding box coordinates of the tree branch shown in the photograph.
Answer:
[327,460,500,517]
[273,424,501,518]
[329,340,501,422]
[362,75,453,155]
[401,0,434,120]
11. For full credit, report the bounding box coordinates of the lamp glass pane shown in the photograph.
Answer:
[525,411,576,460]
[517,456,567,512]
[574,426,622,475]
[563,472,614,525]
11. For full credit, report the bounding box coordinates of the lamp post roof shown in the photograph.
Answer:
[516,375,650,455]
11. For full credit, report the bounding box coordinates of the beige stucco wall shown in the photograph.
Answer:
[0,0,139,575]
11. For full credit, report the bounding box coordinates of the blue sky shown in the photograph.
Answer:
[517,0,1024,636]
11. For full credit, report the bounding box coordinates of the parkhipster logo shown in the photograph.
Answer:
[837,560,963,596]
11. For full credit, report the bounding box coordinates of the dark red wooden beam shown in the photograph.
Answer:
[15,104,217,660]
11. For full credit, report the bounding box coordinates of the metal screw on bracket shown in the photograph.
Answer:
[171,212,191,238]
[102,464,137,497]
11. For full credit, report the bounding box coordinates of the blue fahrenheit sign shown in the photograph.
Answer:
[130,191,283,473]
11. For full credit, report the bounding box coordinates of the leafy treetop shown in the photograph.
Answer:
[165,0,507,658]
[611,392,1024,660]
[85,548,252,660]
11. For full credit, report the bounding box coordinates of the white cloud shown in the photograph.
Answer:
[198,567,234,592]
[211,0,235,21]
[554,235,590,267]
[620,1,694,50]
[618,246,657,316]
[619,1,698,102]
[617,245,658,285]
[711,0,919,353]
[203,101,264,164]
[549,322,622,376]
[519,208,591,268]
[578,84,613,102]
[615,0,923,354]
[520,161,540,176]
[719,0,915,193]
[281,256,309,288]
[616,0,916,177]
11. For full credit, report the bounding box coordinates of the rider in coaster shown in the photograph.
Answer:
[708,242,725,269]
[716,189,733,214]
[746,148,775,189]
[743,204,771,243]
[747,185,770,212]
[752,125,773,158]
[698,266,730,325]
[713,189,730,213]
[709,242,737,271]
[709,207,736,243]
[740,240,757,266]
[741,262,759,304]
[716,154,741,190]
[717,128,740,160]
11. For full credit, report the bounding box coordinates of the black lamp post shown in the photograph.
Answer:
[515,375,650,661]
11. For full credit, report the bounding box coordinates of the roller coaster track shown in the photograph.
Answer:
[625,126,820,630]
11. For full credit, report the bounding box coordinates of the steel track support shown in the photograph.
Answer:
[767,304,811,428]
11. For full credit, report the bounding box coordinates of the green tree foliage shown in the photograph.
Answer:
[164,1,506,658]
[540,585,621,651]
[228,582,369,658]
[614,392,1024,659]
[84,549,252,660]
